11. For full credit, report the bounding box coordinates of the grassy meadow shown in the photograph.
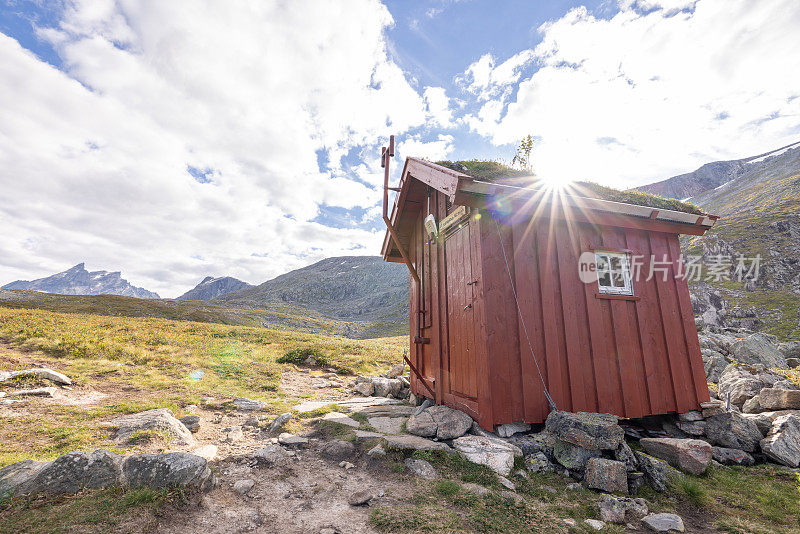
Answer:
[0,306,405,467]
[2,306,800,534]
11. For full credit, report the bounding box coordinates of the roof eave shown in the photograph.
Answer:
[459,180,718,232]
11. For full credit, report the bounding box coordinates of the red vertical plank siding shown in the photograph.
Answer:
[511,218,550,423]
[668,235,711,405]
[579,226,625,416]
[537,223,572,412]
[602,228,650,418]
[624,228,677,414]
[455,227,467,395]
[555,223,598,413]
[462,225,473,396]
[471,215,494,429]
[480,219,523,424]
[649,232,697,412]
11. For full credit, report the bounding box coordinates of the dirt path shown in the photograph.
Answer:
[1,339,414,533]
[152,440,416,534]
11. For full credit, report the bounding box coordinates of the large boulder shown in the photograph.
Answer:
[371,377,403,398]
[232,397,267,412]
[553,438,601,471]
[778,341,800,360]
[639,438,712,475]
[320,440,356,461]
[545,411,624,450]
[585,458,628,493]
[0,460,49,497]
[405,405,473,440]
[758,388,800,410]
[642,513,685,533]
[730,334,787,369]
[742,396,764,414]
[111,408,195,446]
[383,434,452,452]
[20,450,122,495]
[525,452,557,473]
[598,494,648,524]
[633,452,683,492]
[122,452,213,490]
[0,451,128,498]
[711,447,755,466]
[760,413,800,467]
[741,410,794,436]
[717,365,779,408]
[509,430,556,461]
[452,435,515,476]
[701,349,728,383]
[0,450,213,497]
[614,441,638,472]
[704,411,763,452]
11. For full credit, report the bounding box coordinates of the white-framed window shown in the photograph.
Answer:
[595,251,634,296]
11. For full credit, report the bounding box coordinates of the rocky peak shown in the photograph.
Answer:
[2,263,159,299]
[177,276,252,301]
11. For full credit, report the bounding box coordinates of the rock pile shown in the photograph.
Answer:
[0,368,72,386]
[350,364,414,399]
[352,375,410,400]
[0,450,214,497]
[0,367,73,404]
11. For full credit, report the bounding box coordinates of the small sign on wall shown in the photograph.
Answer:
[439,205,469,234]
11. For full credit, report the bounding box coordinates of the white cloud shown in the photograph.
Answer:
[423,86,453,127]
[456,50,535,101]
[0,0,433,296]
[397,134,456,162]
[462,0,800,187]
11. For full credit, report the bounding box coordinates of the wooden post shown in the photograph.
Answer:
[382,135,420,284]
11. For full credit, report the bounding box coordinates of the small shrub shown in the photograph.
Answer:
[277,348,328,366]
[675,476,707,507]
[121,488,159,507]
[435,479,461,497]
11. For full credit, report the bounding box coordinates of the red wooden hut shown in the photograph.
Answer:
[380,143,718,432]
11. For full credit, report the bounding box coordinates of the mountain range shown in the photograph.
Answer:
[638,141,800,340]
[178,276,253,301]
[2,141,798,340]
[1,256,409,339]
[2,263,159,299]
[213,256,408,338]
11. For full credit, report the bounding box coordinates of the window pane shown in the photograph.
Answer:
[612,273,626,287]
[599,272,612,287]
[596,254,608,271]
[609,256,621,271]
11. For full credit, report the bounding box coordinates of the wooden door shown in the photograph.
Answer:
[444,223,479,401]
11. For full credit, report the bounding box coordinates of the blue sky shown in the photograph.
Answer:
[0,0,798,296]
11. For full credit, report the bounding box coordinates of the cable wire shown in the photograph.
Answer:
[493,217,558,411]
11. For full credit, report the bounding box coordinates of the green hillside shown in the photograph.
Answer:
[679,145,800,340]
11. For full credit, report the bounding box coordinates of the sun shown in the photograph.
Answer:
[537,175,572,191]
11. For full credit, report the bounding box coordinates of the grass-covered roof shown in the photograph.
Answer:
[434,159,703,215]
